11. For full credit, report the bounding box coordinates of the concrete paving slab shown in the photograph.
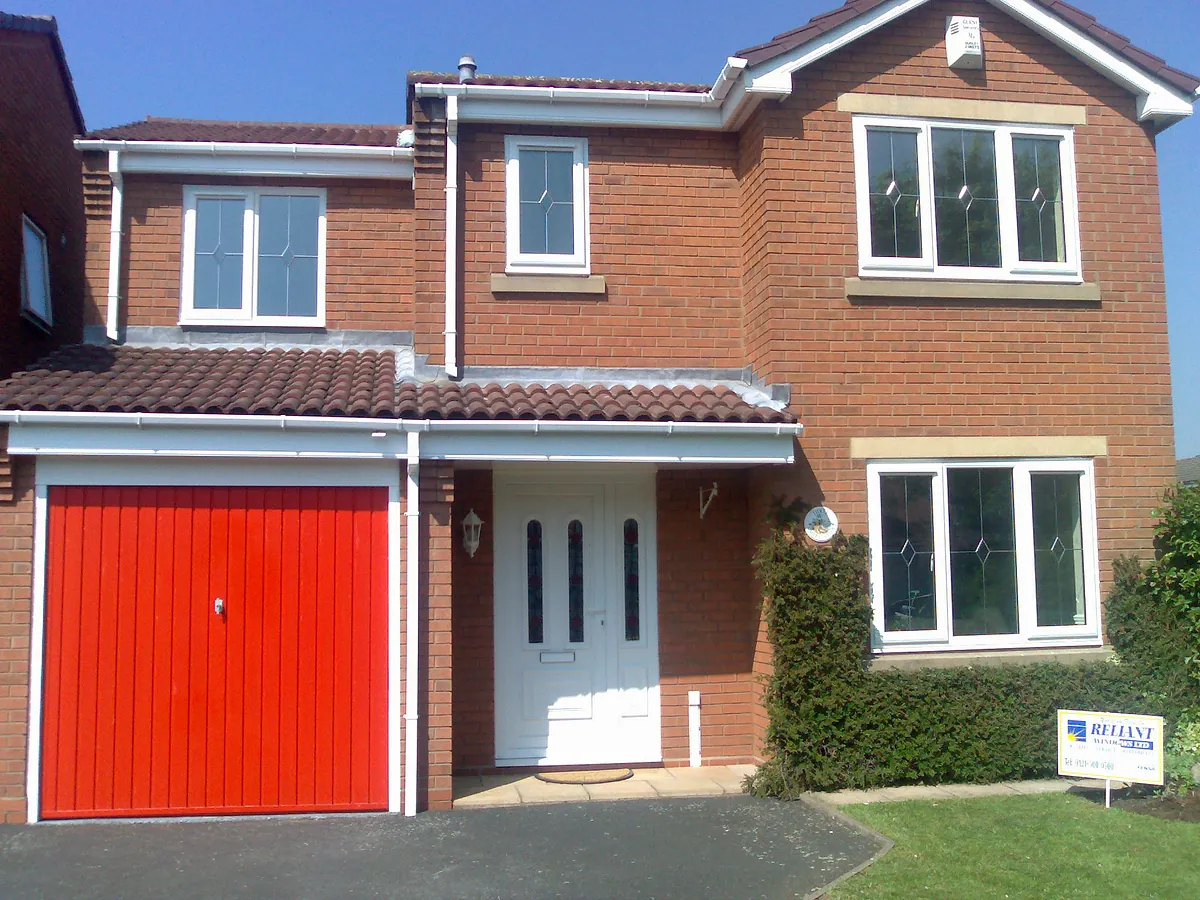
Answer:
[514,781,591,804]
[874,785,958,801]
[820,789,886,806]
[582,781,659,801]
[939,783,1022,799]
[0,796,887,900]
[454,786,523,808]
[652,776,726,797]
[1004,779,1072,795]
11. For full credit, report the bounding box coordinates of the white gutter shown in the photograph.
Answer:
[105,151,123,342]
[0,410,803,437]
[74,138,415,161]
[444,96,460,379]
[403,431,420,816]
[412,58,757,131]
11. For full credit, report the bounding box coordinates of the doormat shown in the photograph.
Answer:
[535,768,634,785]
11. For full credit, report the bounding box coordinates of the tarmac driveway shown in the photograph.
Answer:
[0,796,884,899]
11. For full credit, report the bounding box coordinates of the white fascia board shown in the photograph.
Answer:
[73,139,416,181]
[414,60,757,131]
[742,0,1193,125]
[3,412,802,465]
[994,0,1193,124]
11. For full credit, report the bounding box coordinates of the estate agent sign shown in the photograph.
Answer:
[1057,710,1164,805]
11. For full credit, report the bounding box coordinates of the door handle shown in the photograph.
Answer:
[214,596,226,616]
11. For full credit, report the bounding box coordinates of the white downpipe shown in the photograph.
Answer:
[688,690,702,767]
[403,431,421,816]
[444,96,460,379]
[105,151,123,342]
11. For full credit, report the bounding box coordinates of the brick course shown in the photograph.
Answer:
[0,457,33,823]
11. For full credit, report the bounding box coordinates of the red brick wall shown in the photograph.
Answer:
[79,165,415,332]
[740,0,1175,592]
[0,30,85,376]
[449,125,744,368]
[451,469,494,770]
[0,455,33,823]
[657,469,759,766]
[419,462,455,810]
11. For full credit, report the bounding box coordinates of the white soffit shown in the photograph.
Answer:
[743,0,1194,126]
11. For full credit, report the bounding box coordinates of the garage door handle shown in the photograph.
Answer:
[214,597,225,616]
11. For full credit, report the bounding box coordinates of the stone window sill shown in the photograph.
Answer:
[491,273,607,295]
[869,645,1111,672]
[846,277,1100,303]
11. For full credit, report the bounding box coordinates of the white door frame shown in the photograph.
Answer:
[492,464,661,767]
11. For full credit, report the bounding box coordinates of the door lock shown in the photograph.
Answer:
[214,596,226,616]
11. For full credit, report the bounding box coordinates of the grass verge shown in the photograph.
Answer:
[830,792,1200,899]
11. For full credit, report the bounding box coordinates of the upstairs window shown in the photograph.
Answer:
[504,136,590,274]
[181,186,325,325]
[20,216,52,328]
[852,117,1080,282]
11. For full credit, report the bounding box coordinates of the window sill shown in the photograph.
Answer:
[846,277,1100,303]
[21,308,53,334]
[869,645,1110,671]
[491,273,607,295]
[179,318,326,329]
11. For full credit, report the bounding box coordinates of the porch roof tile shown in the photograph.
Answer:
[0,346,795,425]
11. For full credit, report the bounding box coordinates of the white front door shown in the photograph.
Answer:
[494,467,660,767]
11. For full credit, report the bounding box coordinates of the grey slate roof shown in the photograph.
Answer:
[1179,456,1200,485]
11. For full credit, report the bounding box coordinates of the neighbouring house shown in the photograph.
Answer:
[0,0,1196,823]
[0,13,86,379]
[1180,456,1200,485]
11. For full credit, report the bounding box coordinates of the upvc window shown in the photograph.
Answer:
[20,215,52,327]
[852,116,1081,282]
[866,460,1101,652]
[181,186,326,325]
[504,136,590,274]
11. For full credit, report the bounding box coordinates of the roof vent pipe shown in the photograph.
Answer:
[458,55,477,83]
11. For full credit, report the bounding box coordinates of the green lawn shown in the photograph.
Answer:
[831,793,1200,899]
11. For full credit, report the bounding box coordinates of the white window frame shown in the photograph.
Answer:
[852,116,1083,283]
[20,215,53,328]
[504,135,590,275]
[866,458,1102,653]
[180,185,327,326]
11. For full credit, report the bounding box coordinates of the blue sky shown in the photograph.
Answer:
[13,0,1199,456]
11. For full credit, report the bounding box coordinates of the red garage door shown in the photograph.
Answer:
[40,485,390,819]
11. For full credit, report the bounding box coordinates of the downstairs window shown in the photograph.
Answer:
[867,459,1100,652]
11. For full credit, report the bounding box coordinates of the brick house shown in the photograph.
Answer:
[0,13,86,379]
[0,0,1196,822]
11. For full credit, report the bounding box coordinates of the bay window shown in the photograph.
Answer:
[181,186,326,325]
[867,459,1100,652]
[852,116,1081,281]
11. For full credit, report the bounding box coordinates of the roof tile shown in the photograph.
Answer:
[85,117,406,147]
[0,346,794,425]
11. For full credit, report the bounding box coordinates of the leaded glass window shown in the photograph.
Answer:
[193,198,246,310]
[879,475,937,632]
[1012,138,1066,263]
[257,195,320,318]
[932,128,1001,268]
[567,519,584,643]
[623,518,640,641]
[866,130,922,259]
[947,468,1018,636]
[526,520,543,644]
[518,149,575,256]
[1031,473,1086,627]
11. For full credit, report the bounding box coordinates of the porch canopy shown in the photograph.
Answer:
[0,345,801,464]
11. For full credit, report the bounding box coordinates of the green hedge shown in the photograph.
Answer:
[747,509,1198,798]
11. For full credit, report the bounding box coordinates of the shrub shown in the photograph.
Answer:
[1145,485,1200,679]
[1164,711,1200,795]
[746,517,1189,799]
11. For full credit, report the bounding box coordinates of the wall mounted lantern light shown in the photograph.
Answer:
[462,508,484,558]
